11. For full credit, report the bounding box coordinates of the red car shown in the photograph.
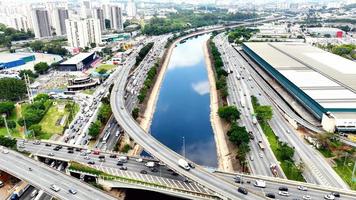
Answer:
[93,150,100,155]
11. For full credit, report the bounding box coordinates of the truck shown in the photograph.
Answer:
[252,114,258,125]
[236,73,241,80]
[178,159,190,170]
[240,96,246,108]
[145,161,155,168]
[118,156,128,163]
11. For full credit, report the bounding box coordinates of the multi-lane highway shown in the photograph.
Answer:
[214,34,349,189]
[0,149,116,200]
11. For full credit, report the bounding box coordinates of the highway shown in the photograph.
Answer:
[213,34,284,179]
[214,34,349,189]
[0,149,116,200]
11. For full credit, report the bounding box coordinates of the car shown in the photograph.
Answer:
[30,189,38,198]
[250,155,254,161]
[259,152,263,158]
[57,145,63,149]
[80,152,87,156]
[68,150,74,154]
[50,184,60,192]
[69,189,77,195]
[279,186,288,191]
[265,193,275,199]
[297,185,308,191]
[140,170,147,174]
[119,166,127,170]
[324,194,335,200]
[303,195,312,200]
[75,148,81,152]
[171,172,179,176]
[33,140,41,145]
[0,181,4,188]
[116,161,123,166]
[18,144,25,148]
[2,149,9,154]
[136,158,143,162]
[88,161,95,165]
[109,154,117,158]
[151,168,158,173]
[84,156,90,160]
[45,143,52,147]
[48,153,54,156]
[234,176,244,184]
[188,162,195,169]
[237,187,248,195]
[278,191,290,197]
[331,192,340,198]
[53,147,60,151]
[67,147,74,150]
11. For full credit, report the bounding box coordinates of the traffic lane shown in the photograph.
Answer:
[19,185,36,200]
[0,151,116,200]
[20,143,184,181]
[217,173,356,200]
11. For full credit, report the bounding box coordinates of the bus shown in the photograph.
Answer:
[102,131,111,144]
[258,141,265,151]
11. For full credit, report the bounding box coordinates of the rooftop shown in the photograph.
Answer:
[61,52,94,65]
[243,42,356,110]
[0,53,34,63]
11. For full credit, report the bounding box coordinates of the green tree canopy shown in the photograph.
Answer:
[218,106,240,122]
[255,105,273,122]
[0,101,15,116]
[0,78,27,101]
[88,120,101,138]
[34,62,50,74]
[132,107,140,120]
[227,122,250,146]
[34,93,50,102]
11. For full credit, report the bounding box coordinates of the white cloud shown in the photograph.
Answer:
[192,81,210,95]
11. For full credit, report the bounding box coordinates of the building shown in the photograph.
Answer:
[307,27,344,38]
[242,42,356,132]
[31,8,52,38]
[0,53,35,70]
[110,5,123,31]
[8,15,32,31]
[65,18,102,48]
[52,8,69,36]
[126,0,137,17]
[58,52,97,71]
[92,7,105,32]
[80,0,92,18]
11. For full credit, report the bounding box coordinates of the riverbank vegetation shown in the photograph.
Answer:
[143,10,257,35]
[251,95,304,181]
[135,42,154,66]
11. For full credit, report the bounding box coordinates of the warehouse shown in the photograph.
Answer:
[242,42,356,132]
[58,52,98,71]
[0,53,35,70]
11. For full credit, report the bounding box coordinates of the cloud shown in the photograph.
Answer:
[192,81,210,95]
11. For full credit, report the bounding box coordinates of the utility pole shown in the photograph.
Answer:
[2,114,11,137]
[24,74,33,104]
[182,136,186,158]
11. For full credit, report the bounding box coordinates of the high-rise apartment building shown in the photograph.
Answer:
[52,8,69,36]
[92,7,105,32]
[31,8,52,38]
[65,18,102,48]
[110,5,123,31]
[126,0,137,17]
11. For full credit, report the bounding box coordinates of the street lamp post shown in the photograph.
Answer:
[2,114,11,137]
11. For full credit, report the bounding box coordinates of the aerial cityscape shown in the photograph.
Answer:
[0,0,355,199]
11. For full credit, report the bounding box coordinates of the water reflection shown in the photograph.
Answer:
[150,34,217,167]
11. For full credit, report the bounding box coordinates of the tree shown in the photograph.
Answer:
[34,93,50,102]
[28,124,43,138]
[19,69,38,80]
[0,136,17,149]
[0,101,15,116]
[255,105,273,122]
[34,62,49,74]
[227,122,250,146]
[29,40,44,51]
[88,120,101,138]
[0,78,27,101]
[6,120,16,129]
[132,107,140,120]
[98,68,107,75]
[218,106,240,122]
[97,104,111,123]
[277,142,295,161]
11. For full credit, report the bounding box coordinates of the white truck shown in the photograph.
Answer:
[252,114,258,125]
[145,161,155,168]
[178,159,190,170]
[118,156,128,163]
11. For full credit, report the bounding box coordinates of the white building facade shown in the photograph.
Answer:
[65,18,102,48]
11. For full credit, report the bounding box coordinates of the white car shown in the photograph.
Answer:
[50,184,60,192]
[278,191,290,196]
[298,185,308,191]
[136,158,143,162]
[324,194,335,200]
[2,149,9,154]
[303,195,312,200]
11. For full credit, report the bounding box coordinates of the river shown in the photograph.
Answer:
[150,34,218,167]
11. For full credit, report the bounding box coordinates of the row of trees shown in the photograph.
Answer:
[138,62,159,103]
[209,40,229,98]
[0,78,27,101]
[27,40,68,56]
[135,42,154,66]
[0,23,34,49]
[88,95,112,139]
[142,10,257,36]
[251,96,273,122]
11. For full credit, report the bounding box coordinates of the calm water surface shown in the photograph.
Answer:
[150,34,217,167]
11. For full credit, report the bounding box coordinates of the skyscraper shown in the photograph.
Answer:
[110,5,123,31]
[52,8,69,36]
[31,8,52,38]
[92,7,105,32]
[126,0,137,17]
[65,18,102,48]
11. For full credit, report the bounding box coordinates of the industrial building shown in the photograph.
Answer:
[0,53,35,70]
[242,42,356,132]
[58,52,97,71]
